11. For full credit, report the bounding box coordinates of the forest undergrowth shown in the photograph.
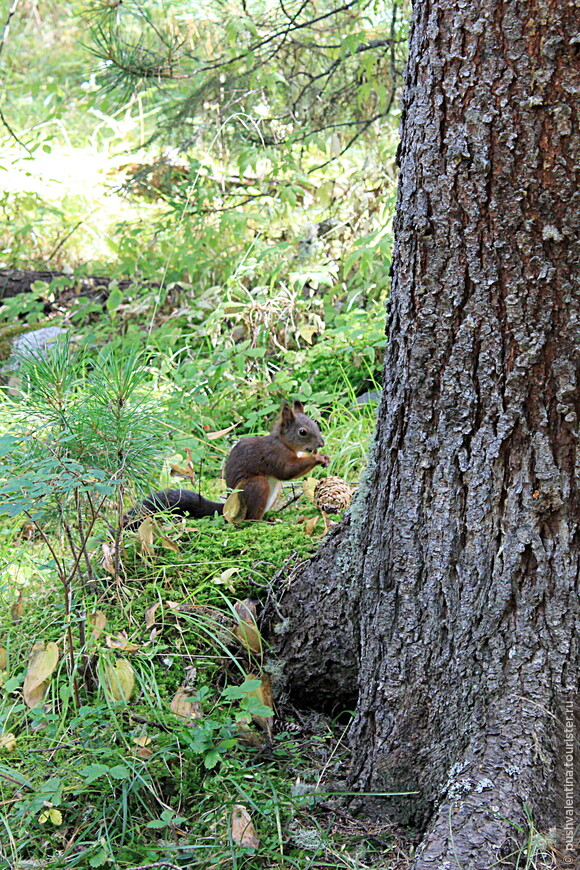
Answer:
[0,1,411,868]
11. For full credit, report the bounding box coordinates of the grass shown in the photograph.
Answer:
[0,492,405,870]
[0,4,397,868]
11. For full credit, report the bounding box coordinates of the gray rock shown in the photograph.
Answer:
[9,326,67,367]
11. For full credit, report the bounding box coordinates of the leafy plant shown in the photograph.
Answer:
[0,338,164,702]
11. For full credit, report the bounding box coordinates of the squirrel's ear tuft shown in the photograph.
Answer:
[281,403,295,424]
[293,400,304,414]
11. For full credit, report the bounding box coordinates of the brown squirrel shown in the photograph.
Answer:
[124,401,329,528]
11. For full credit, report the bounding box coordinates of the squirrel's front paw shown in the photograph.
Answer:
[316,453,330,468]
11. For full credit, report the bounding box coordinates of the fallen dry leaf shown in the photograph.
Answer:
[88,611,107,640]
[138,516,155,557]
[223,490,247,525]
[23,641,59,708]
[231,804,260,848]
[170,688,203,723]
[303,516,319,536]
[302,477,318,502]
[144,602,161,628]
[160,536,180,553]
[206,422,239,440]
[0,732,17,751]
[234,600,262,655]
[170,448,196,483]
[11,591,24,623]
[245,673,274,735]
[0,646,6,670]
[105,631,140,653]
[101,542,116,574]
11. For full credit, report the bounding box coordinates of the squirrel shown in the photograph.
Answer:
[124,401,329,529]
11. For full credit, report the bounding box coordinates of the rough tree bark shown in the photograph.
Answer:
[273,1,580,867]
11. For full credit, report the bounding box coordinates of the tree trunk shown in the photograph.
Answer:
[273,1,580,866]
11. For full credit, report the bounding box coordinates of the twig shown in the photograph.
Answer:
[0,1,32,153]
[46,215,89,262]
[125,864,181,870]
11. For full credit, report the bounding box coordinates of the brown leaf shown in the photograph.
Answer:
[234,599,258,622]
[88,611,107,640]
[101,542,116,574]
[136,746,153,759]
[101,658,135,701]
[303,516,319,536]
[137,516,155,556]
[223,490,247,525]
[160,536,180,553]
[170,448,196,483]
[0,646,6,670]
[105,631,140,653]
[23,641,59,708]
[11,591,24,623]
[206,422,240,441]
[245,673,274,735]
[144,602,161,628]
[231,804,260,849]
[234,600,262,655]
[170,688,203,723]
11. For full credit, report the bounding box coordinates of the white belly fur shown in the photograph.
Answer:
[266,478,282,512]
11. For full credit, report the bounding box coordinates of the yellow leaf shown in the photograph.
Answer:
[133,735,152,748]
[0,646,6,669]
[160,536,180,553]
[170,688,203,723]
[88,611,107,641]
[48,808,62,825]
[223,490,247,525]
[297,324,318,344]
[23,641,59,708]
[137,516,155,556]
[0,732,17,752]
[102,658,135,701]
[302,477,318,502]
[231,804,259,848]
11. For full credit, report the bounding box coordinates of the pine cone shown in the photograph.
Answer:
[313,476,353,514]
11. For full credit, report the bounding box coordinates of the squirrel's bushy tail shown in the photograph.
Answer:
[123,489,224,530]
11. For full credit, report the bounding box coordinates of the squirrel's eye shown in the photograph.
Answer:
[299,428,308,437]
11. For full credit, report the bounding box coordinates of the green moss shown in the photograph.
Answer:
[0,322,38,361]
[122,507,320,604]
